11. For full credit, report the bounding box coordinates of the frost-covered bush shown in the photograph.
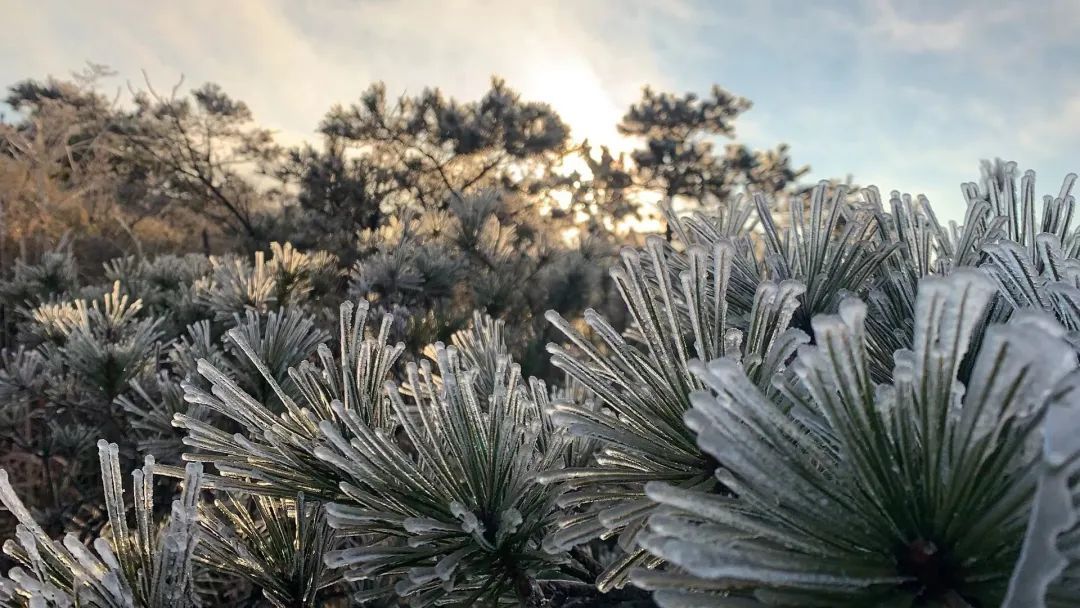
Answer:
[635,271,1080,606]
[0,441,203,607]
[349,190,618,358]
[2,163,1080,608]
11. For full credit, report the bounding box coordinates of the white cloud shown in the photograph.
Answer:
[867,0,976,53]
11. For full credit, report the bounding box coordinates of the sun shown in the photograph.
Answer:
[518,57,635,154]
[518,57,665,236]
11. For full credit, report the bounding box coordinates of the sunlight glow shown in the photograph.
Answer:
[519,58,634,154]
[517,57,667,235]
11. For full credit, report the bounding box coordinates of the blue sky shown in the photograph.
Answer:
[2,0,1077,223]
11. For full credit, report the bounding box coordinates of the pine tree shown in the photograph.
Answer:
[0,161,1078,608]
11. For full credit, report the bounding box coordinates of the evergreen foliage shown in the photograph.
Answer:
[2,164,1080,606]
[0,441,203,607]
[3,68,1080,607]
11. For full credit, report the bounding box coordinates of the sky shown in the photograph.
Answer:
[1,0,1078,223]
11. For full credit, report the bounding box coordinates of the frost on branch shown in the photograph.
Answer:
[197,492,338,608]
[540,227,807,590]
[636,270,1080,607]
[173,300,404,498]
[0,441,203,607]
[317,343,580,606]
